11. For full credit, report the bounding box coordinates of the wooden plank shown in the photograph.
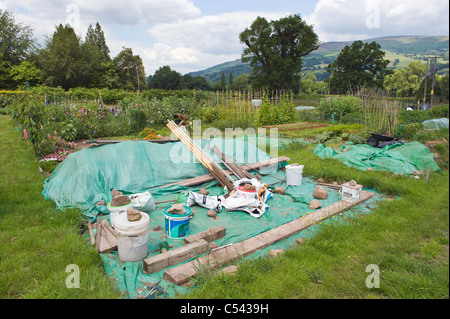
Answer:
[156,156,290,188]
[183,226,227,245]
[98,220,118,254]
[164,190,376,285]
[95,221,102,251]
[210,145,253,180]
[143,239,209,274]
[87,222,95,246]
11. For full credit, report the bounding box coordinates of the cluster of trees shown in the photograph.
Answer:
[2,8,447,100]
[0,9,211,92]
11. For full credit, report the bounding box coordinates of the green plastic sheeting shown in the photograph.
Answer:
[41,138,382,299]
[97,172,380,299]
[313,141,441,175]
[42,139,271,221]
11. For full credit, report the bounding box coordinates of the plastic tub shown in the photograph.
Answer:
[107,201,132,227]
[286,164,304,186]
[164,206,192,239]
[114,211,150,262]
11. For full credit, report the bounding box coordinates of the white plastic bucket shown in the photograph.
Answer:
[107,201,132,227]
[114,212,150,262]
[286,164,304,186]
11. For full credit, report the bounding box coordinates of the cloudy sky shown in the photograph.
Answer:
[1,0,448,76]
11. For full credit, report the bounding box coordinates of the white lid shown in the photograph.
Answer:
[114,211,150,234]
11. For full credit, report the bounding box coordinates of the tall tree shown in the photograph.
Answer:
[113,47,146,91]
[37,24,83,90]
[148,66,179,90]
[240,14,320,91]
[0,10,35,88]
[82,22,117,88]
[85,22,110,61]
[327,41,392,94]
[0,10,35,65]
[220,72,226,90]
[384,61,426,97]
[228,72,234,88]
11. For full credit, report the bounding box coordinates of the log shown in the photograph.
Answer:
[143,239,208,274]
[183,226,227,245]
[164,190,376,285]
[87,222,95,246]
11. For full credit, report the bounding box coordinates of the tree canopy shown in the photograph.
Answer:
[240,14,320,91]
[327,40,392,94]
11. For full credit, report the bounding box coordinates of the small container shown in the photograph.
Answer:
[286,164,304,186]
[340,181,363,203]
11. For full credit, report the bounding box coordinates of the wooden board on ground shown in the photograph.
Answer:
[183,226,226,245]
[164,190,376,285]
[157,156,290,188]
[98,220,118,253]
[143,239,209,274]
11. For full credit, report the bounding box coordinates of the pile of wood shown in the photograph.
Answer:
[88,219,118,253]
[167,120,234,191]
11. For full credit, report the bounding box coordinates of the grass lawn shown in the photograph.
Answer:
[0,115,122,299]
[1,114,448,299]
[183,130,449,299]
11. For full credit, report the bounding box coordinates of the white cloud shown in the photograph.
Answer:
[308,0,449,42]
[144,11,290,74]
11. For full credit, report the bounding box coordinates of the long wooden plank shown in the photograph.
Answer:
[183,226,227,245]
[164,190,376,285]
[143,239,209,274]
[210,145,253,180]
[156,156,290,188]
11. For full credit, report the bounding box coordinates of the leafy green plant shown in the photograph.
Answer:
[318,96,362,119]
[10,97,45,154]
[257,95,295,126]
[59,120,78,141]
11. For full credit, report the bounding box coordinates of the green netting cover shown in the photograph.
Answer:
[313,141,441,175]
[41,138,381,299]
[42,139,271,221]
[421,118,449,130]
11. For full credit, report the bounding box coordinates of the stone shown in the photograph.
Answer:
[111,195,131,207]
[127,208,142,221]
[198,188,209,195]
[309,200,322,210]
[268,249,284,258]
[111,189,123,197]
[96,201,107,206]
[313,186,328,199]
[207,210,217,218]
[274,187,286,195]
[167,203,186,215]
[243,184,256,191]
[295,238,305,245]
[366,168,374,171]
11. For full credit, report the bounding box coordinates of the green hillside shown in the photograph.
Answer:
[189,36,449,83]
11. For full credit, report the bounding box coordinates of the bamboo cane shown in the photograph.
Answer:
[167,121,234,190]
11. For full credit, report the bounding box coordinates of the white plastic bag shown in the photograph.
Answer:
[186,191,224,212]
[129,191,156,212]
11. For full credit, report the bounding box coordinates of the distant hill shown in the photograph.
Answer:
[188,36,449,83]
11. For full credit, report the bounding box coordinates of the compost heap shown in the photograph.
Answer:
[313,141,441,175]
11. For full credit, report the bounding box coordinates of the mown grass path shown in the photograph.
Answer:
[0,115,121,298]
